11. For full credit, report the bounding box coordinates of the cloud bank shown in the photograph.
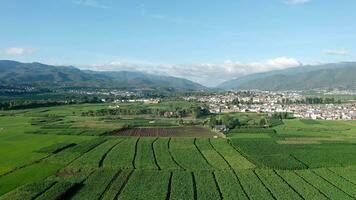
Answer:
[74,0,107,8]
[284,0,311,5]
[84,57,301,87]
[323,50,350,56]
[2,47,35,57]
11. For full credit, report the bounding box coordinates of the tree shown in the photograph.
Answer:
[209,116,218,128]
[259,118,268,127]
[222,115,239,129]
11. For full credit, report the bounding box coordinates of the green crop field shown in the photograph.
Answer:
[1,104,356,199]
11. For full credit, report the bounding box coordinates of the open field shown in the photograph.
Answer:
[113,127,216,137]
[1,103,356,199]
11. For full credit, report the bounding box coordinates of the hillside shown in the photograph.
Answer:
[0,60,206,91]
[218,62,356,90]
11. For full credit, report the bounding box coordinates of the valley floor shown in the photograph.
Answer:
[1,104,356,200]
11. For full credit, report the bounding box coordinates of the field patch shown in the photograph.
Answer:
[277,137,344,144]
[113,126,217,137]
[230,133,271,139]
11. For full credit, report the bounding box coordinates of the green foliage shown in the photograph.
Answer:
[329,168,356,185]
[313,168,356,197]
[71,169,118,200]
[210,139,255,170]
[153,138,180,170]
[170,171,194,200]
[37,143,75,154]
[69,139,121,169]
[47,138,106,165]
[82,101,209,119]
[195,138,230,170]
[194,171,221,200]
[134,138,158,170]
[0,163,61,196]
[276,170,328,200]
[119,170,170,200]
[214,170,248,200]
[221,114,240,129]
[169,138,212,170]
[208,115,218,128]
[0,180,55,200]
[229,128,276,134]
[295,170,354,199]
[36,181,80,200]
[101,170,133,200]
[255,170,303,199]
[103,138,137,169]
[235,170,274,200]
[2,104,356,199]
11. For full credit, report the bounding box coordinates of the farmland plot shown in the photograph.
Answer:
[153,138,180,170]
[134,137,159,170]
[103,138,138,169]
[36,181,80,200]
[169,138,212,170]
[46,138,107,165]
[295,170,354,199]
[329,167,356,185]
[276,170,327,200]
[313,168,356,198]
[69,139,122,169]
[115,128,179,137]
[0,163,61,196]
[170,171,194,200]
[210,139,255,170]
[214,170,248,200]
[71,169,118,200]
[0,180,56,200]
[119,170,170,200]
[195,138,230,170]
[254,170,303,199]
[194,171,221,200]
[235,170,274,200]
[101,170,133,200]
[114,127,216,137]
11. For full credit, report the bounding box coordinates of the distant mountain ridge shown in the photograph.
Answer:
[218,62,356,90]
[0,60,206,91]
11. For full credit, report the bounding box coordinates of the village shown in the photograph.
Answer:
[184,90,356,120]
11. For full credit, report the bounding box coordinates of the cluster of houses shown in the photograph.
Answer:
[68,89,137,97]
[184,90,356,120]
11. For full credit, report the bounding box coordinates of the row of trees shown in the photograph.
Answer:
[82,105,210,119]
[0,96,106,110]
[208,113,289,130]
[208,115,240,129]
[0,100,66,110]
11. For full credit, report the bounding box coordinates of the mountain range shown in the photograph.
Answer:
[0,60,206,91]
[218,62,356,90]
[1,60,355,91]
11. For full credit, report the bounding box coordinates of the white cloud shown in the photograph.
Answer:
[323,50,349,56]
[284,0,311,5]
[74,0,107,8]
[83,57,301,87]
[2,47,35,57]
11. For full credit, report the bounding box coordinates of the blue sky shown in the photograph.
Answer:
[0,0,355,86]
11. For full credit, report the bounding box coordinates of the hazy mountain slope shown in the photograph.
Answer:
[236,67,356,90]
[0,60,205,91]
[218,62,356,90]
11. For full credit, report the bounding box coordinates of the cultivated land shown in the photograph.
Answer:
[1,103,356,199]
